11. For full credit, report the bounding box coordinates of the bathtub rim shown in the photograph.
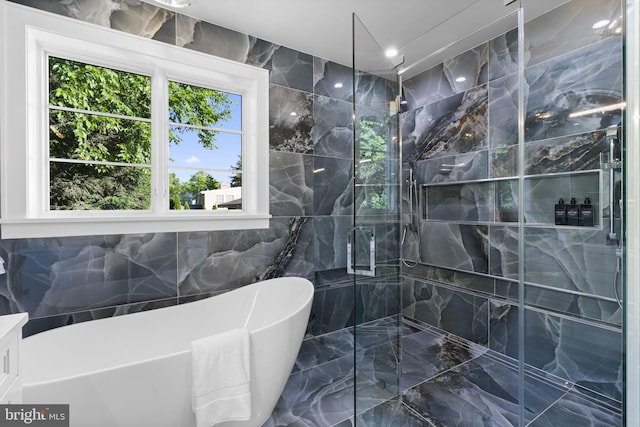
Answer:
[22,276,314,388]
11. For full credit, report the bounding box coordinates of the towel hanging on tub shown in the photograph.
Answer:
[191,328,251,427]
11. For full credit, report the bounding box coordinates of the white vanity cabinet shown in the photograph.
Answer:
[0,313,28,403]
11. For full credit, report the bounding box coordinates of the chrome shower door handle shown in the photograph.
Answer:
[347,226,375,277]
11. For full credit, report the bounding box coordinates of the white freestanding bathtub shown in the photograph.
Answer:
[21,277,314,427]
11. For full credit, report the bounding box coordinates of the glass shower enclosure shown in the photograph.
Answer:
[351,12,403,423]
[352,0,626,425]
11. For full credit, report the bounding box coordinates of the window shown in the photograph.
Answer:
[355,114,396,212]
[48,57,153,211]
[0,3,269,238]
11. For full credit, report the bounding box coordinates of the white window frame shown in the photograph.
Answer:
[0,3,270,238]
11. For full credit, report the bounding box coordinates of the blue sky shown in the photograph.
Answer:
[169,93,242,185]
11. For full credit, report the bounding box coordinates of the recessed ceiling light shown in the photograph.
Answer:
[592,19,610,29]
[153,0,193,8]
[455,76,466,83]
[385,48,399,58]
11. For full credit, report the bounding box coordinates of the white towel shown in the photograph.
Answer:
[191,328,251,427]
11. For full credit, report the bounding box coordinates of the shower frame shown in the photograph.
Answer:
[352,0,632,425]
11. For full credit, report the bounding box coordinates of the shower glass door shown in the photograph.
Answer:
[352,0,626,425]
[351,13,402,423]
[521,0,625,424]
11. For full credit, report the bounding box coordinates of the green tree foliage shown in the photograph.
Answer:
[49,58,152,167]
[229,156,242,187]
[48,57,233,210]
[168,81,233,149]
[357,118,388,209]
[170,194,182,210]
[182,171,220,201]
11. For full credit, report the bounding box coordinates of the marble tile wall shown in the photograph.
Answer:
[400,0,624,405]
[2,0,400,342]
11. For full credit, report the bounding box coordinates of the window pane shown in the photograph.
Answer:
[49,111,151,164]
[168,81,241,131]
[356,149,387,184]
[169,126,241,171]
[49,57,151,119]
[50,162,151,210]
[168,169,242,211]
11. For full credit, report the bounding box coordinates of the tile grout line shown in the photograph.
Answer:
[524,388,572,426]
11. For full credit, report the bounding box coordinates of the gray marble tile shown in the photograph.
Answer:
[354,314,399,342]
[488,28,518,82]
[402,354,566,426]
[269,152,314,217]
[524,130,608,175]
[490,146,518,178]
[313,157,352,215]
[489,226,519,279]
[495,279,519,301]
[263,354,356,427]
[528,389,622,427]
[176,16,291,73]
[525,285,622,326]
[489,300,519,359]
[523,0,623,69]
[22,296,177,338]
[354,399,431,427]
[524,227,617,299]
[425,182,494,222]
[313,95,352,159]
[401,279,489,346]
[524,37,623,143]
[176,15,265,63]
[419,223,489,274]
[313,58,353,103]
[374,222,402,265]
[402,64,452,111]
[488,73,519,149]
[307,283,353,336]
[176,217,314,295]
[402,85,488,165]
[354,282,402,326]
[111,1,175,43]
[313,216,351,273]
[415,151,489,185]
[355,72,397,111]
[355,337,401,396]
[0,234,177,318]
[10,0,176,44]
[401,327,485,391]
[443,43,489,93]
[401,265,495,296]
[293,329,354,373]
[524,173,600,226]
[403,43,489,111]
[266,46,313,93]
[269,85,314,153]
[494,180,519,223]
[400,107,420,163]
[524,310,622,401]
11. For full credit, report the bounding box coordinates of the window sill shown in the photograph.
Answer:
[0,214,271,238]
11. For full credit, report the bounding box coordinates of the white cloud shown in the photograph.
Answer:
[185,155,200,164]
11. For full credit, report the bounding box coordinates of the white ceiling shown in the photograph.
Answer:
[152,0,566,78]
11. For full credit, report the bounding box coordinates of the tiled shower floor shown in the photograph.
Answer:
[264,318,622,427]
